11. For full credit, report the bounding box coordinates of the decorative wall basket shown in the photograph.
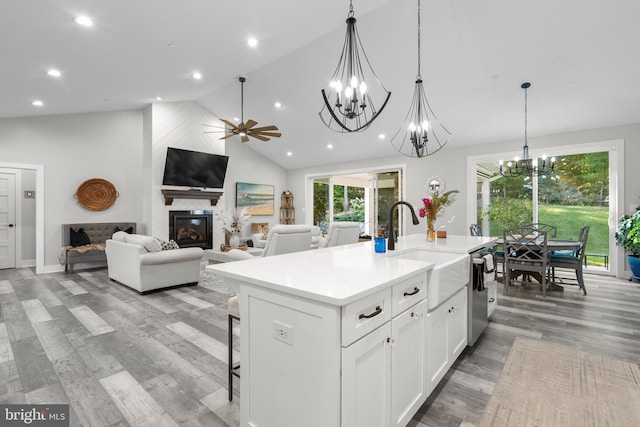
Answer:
[75,178,119,211]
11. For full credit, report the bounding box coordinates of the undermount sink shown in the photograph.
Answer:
[391,249,470,309]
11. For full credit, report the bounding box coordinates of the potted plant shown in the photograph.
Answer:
[615,207,640,279]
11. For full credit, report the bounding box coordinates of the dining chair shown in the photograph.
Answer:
[503,225,551,297]
[549,226,589,295]
[225,224,313,400]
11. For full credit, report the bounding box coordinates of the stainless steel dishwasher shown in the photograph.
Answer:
[468,252,493,346]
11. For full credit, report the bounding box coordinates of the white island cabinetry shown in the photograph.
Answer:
[208,235,495,427]
[426,286,467,394]
[342,274,429,427]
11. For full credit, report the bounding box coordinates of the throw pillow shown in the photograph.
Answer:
[154,237,180,250]
[111,231,129,242]
[114,226,134,234]
[70,228,91,247]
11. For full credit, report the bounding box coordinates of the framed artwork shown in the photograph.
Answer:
[236,182,275,215]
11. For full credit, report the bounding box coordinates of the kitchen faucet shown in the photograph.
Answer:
[387,201,420,251]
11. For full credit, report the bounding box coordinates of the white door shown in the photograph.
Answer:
[0,173,16,269]
[342,322,392,427]
[391,298,429,427]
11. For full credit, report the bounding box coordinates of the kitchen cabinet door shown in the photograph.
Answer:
[391,298,429,427]
[342,322,392,427]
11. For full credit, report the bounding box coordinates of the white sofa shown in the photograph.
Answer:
[105,232,203,294]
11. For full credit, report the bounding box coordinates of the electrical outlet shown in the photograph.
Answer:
[273,320,293,345]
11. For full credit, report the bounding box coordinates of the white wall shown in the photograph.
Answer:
[224,136,288,235]
[0,110,144,270]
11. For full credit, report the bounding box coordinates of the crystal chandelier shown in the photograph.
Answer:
[319,0,391,133]
[390,0,452,158]
[499,82,555,176]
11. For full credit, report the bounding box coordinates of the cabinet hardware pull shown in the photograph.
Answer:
[359,306,382,319]
[410,312,417,318]
[386,337,394,345]
[403,287,420,296]
[489,298,495,303]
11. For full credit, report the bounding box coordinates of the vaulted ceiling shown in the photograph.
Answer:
[3,0,640,169]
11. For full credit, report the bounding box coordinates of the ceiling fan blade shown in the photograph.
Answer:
[255,131,282,138]
[251,134,270,142]
[244,119,258,130]
[203,123,225,129]
[241,135,250,143]
[220,118,239,129]
[219,133,237,140]
[250,125,279,132]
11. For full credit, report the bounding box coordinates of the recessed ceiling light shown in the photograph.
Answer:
[47,69,61,77]
[378,133,385,139]
[74,15,93,27]
[32,100,43,107]
[247,38,258,48]
[286,152,293,157]
[156,97,163,101]
[192,72,202,80]
[327,144,333,149]
[274,102,282,108]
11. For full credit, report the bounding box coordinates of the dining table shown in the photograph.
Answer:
[493,236,583,290]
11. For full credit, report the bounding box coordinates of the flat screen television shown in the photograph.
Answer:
[162,147,229,189]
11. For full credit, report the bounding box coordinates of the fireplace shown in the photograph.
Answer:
[169,210,213,249]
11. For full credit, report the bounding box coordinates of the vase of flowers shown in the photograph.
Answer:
[419,190,459,242]
[214,206,251,248]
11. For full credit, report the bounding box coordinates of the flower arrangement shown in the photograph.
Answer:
[214,206,251,235]
[419,190,459,240]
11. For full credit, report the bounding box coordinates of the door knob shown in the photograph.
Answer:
[8,224,14,228]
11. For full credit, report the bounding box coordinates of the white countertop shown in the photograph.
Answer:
[206,234,496,306]
[391,234,497,254]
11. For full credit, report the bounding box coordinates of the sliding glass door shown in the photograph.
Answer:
[310,168,402,238]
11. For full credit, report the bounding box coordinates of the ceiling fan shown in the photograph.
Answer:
[204,76,281,143]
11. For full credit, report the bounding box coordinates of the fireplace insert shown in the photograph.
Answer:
[169,210,213,249]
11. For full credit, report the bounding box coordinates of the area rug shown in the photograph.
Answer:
[479,337,640,427]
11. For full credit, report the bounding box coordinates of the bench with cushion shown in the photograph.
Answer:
[60,222,136,272]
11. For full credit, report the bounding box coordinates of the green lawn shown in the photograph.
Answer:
[489,204,610,267]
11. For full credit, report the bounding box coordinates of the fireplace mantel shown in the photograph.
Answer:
[161,189,223,206]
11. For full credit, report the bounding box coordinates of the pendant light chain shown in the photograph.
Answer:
[524,84,528,148]
[417,0,421,79]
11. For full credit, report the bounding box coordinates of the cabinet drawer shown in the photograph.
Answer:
[391,272,427,317]
[342,288,392,347]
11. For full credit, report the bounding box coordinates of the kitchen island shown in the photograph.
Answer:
[206,234,496,427]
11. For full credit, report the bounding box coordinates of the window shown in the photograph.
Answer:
[470,141,622,274]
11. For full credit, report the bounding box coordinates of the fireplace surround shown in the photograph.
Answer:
[169,210,213,249]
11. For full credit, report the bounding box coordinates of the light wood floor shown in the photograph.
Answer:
[1,264,639,427]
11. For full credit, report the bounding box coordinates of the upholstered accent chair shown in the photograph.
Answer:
[318,222,361,248]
